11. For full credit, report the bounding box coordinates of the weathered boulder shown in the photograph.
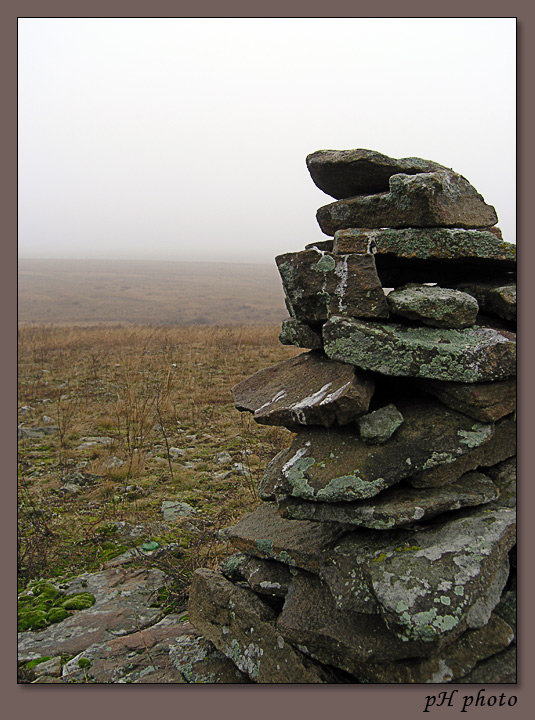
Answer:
[316,170,498,235]
[323,316,516,382]
[276,248,389,323]
[414,376,516,422]
[278,471,499,530]
[318,503,516,643]
[188,568,339,683]
[232,351,374,428]
[456,280,517,323]
[386,285,479,329]
[279,318,323,349]
[357,403,404,444]
[260,397,503,503]
[306,148,445,200]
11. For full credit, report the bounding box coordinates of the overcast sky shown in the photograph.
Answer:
[18,17,516,264]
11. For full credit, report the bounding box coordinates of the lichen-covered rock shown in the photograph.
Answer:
[306,148,446,200]
[387,285,479,329]
[169,633,251,683]
[276,248,388,323]
[414,376,516,422]
[279,318,323,349]
[319,503,515,644]
[456,280,517,323]
[357,403,404,444]
[410,412,515,488]
[260,397,501,503]
[333,227,516,265]
[316,170,498,235]
[278,471,499,530]
[277,571,435,670]
[323,316,516,382]
[188,568,336,683]
[356,613,514,683]
[226,502,345,573]
[232,351,374,428]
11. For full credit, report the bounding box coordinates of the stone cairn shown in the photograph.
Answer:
[188,149,517,683]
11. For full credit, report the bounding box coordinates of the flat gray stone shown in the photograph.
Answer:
[169,632,251,683]
[316,170,498,235]
[410,412,515,488]
[276,248,388,323]
[226,502,345,574]
[306,148,445,200]
[323,316,516,382]
[457,644,516,684]
[387,285,479,329]
[334,227,516,264]
[260,397,500,503]
[277,571,435,669]
[232,351,374,428]
[456,280,517,322]
[279,471,499,530]
[415,376,516,422]
[358,403,404,444]
[279,318,323,349]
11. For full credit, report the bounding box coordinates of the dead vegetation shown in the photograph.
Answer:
[18,324,300,603]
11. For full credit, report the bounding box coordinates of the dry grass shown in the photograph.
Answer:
[18,324,300,601]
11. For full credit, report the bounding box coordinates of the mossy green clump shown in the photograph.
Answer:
[77,657,92,669]
[61,592,96,611]
[24,656,52,670]
[18,609,49,632]
[47,607,71,624]
[18,581,96,631]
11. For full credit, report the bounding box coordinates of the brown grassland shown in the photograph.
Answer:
[18,323,301,614]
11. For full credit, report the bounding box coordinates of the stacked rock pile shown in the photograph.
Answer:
[188,149,517,683]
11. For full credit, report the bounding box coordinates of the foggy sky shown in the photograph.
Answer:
[18,18,516,265]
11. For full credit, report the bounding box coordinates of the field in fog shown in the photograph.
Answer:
[18,258,289,325]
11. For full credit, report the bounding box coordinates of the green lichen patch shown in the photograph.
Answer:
[323,316,516,382]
